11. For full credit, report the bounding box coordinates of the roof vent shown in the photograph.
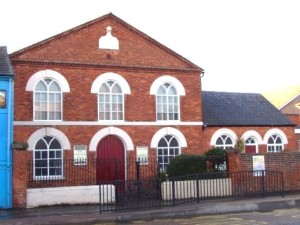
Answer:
[99,26,119,50]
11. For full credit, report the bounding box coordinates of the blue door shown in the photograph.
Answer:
[0,78,13,209]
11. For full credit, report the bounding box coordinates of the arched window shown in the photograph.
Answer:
[215,134,234,149]
[34,78,62,121]
[98,81,124,120]
[157,135,180,171]
[156,83,179,121]
[34,136,63,178]
[267,134,284,152]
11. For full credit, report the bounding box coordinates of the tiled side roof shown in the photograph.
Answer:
[202,91,294,126]
[0,46,13,75]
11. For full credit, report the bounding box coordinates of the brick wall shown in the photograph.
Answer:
[227,152,300,192]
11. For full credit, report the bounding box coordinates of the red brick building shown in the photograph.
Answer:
[9,13,296,207]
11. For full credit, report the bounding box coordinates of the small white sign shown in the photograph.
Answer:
[136,146,148,165]
[74,145,87,165]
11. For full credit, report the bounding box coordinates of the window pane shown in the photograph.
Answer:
[49,81,61,92]
[112,84,122,93]
[168,86,177,95]
[35,139,47,150]
[216,137,223,145]
[50,139,61,149]
[157,86,166,95]
[99,84,109,93]
[36,81,47,91]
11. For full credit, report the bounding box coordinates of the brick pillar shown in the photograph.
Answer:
[226,152,245,172]
[13,149,30,208]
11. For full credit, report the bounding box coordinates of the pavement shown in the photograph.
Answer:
[1,194,300,225]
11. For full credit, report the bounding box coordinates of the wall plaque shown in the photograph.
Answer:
[136,146,148,165]
[74,145,87,165]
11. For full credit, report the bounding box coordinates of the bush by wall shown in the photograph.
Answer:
[166,154,207,177]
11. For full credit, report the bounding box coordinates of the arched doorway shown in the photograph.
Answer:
[96,135,125,182]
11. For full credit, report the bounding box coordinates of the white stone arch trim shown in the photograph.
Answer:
[210,128,237,146]
[91,72,131,94]
[149,75,186,96]
[27,127,71,150]
[150,127,187,148]
[263,128,288,144]
[89,126,134,151]
[241,130,263,144]
[26,69,70,92]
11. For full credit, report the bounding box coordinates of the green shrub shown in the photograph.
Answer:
[166,154,207,177]
[205,147,226,171]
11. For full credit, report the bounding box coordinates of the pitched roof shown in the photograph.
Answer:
[10,13,203,73]
[0,46,13,75]
[263,85,300,108]
[202,91,294,126]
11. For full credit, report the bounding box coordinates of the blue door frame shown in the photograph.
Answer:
[0,76,13,209]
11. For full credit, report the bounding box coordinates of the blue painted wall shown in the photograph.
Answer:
[0,76,13,209]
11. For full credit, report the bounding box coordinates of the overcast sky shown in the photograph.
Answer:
[1,0,300,93]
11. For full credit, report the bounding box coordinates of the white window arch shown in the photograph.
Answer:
[210,128,237,148]
[263,128,288,153]
[91,72,130,121]
[267,134,284,152]
[98,80,124,120]
[26,69,70,92]
[157,135,180,171]
[241,130,263,153]
[89,126,134,151]
[150,76,185,121]
[215,134,234,149]
[26,70,70,121]
[27,128,70,180]
[151,127,187,148]
[27,127,71,151]
[156,83,179,120]
[34,136,63,179]
[34,78,62,120]
[150,76,185,96]
[244,137,258,153]
[91,72,130,94]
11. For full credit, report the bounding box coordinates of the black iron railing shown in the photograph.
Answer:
[27,155,227,188]
[99,170,284,212]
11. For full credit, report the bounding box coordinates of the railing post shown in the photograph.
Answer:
[99,181,102,213]
[172,178,176,207]
[196,174,200,203]
[261,170,266,198]
[281,172,285,198]
[136,161,141,199]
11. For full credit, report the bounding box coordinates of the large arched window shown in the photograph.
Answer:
[34,78,62,121]
[267,134,284,152]
[215,134,234,149]
[156,83,179,121]
[34,136,63,179]
[157,135,180,171]
[98,81,124,120]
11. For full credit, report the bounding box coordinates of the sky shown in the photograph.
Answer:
[1,0,300,93]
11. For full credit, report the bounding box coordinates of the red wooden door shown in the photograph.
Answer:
[96,135,125,182]
[245,145,256,153]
